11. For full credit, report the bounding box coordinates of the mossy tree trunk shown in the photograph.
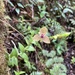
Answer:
[0,0,9,75]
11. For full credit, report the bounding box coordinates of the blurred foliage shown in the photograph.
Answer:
[5,0,75,75]
[71,56,75,64]
[50,63,67,75]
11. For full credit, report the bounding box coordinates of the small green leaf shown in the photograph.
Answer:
[19,71,25,74]
[8,56,18,66]
[24,37,30,45]
[45,59,53,68]
[19,52,29,61]
[14,71,25,75]
[51,32,71,39]
[10,48,18,57]
[37,0,44,3]
[50,64,67,75]
[30,71,43,75]
[25,61,31,69]
[42,49,48,56]
[40,11,47,18]
[58,32,71,38]
[17,3,24,8]
[32,42,42,50]
[71,56,75,64]
[35,71,43,75]
[18,43,25,52]
[57,2,63,9]
[47,50,56,57]
[8,0,14,7]
[57,45,63,55]
[70,19,75,25]
[63,8,73,13]
[61,12,66,19]
[25,45,35,51]
[53,57,64,63]
[15,8,20,14]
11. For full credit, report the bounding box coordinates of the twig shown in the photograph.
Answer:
[16,65,19,72]
[0,19,25,38]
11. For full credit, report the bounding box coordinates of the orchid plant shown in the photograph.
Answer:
[33,27,50,44]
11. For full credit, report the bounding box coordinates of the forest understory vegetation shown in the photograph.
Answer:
[1,0,75,75]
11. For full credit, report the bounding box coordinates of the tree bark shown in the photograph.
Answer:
[0,0,8,75]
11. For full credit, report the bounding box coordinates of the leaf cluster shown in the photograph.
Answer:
[7,42,36,74]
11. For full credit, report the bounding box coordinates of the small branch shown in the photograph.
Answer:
[0,19,25,38]
[16,65,19,72]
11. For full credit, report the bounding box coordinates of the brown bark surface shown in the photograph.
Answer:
[0,0,8,75]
